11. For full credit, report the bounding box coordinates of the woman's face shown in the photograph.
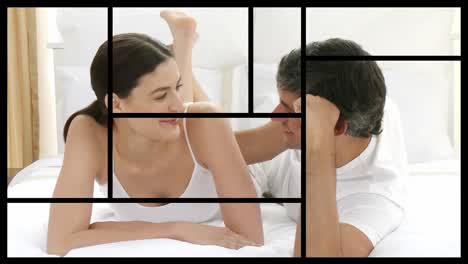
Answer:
[113,58,184,113]
[113,58,184,141]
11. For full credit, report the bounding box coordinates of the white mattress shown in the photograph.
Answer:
[7,156,460,257]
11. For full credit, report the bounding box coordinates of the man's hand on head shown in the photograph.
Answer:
[296,95,340,134]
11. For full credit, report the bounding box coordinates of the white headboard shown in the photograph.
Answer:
[50,8,249,153]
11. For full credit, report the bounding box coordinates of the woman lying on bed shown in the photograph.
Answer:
[47,11,265,256]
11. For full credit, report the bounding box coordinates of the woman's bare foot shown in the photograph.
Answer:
[160,10,197,40]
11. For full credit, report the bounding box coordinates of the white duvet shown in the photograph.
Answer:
[7,156,460,257]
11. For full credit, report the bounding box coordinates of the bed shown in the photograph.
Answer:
[7,156,460,257]
[14,8,457,257]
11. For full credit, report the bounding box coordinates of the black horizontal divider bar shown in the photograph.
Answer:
[7,198,301,203]
[6,0,460,8]
[306,55,462,61]
[111,113,302,118]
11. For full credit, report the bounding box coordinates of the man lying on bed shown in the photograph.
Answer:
[238,38,407,257]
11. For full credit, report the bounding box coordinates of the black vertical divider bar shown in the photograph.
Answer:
[459,9,463,251]
[248,7,254,113]
[107,6,113,199]
[4,5,8,260]
[300,6,306,258]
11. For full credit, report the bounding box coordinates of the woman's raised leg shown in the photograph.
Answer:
[161,10,209,103]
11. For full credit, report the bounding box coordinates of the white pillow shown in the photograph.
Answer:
[56,8,107,67]
[383,63,455,163]
[54,66,96,153]
[253,63,279,113]
[192,67,224,106]
[230,64,249,114]
[254,8,301,63]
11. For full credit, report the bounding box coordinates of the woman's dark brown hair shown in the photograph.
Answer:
[63,33,173,141]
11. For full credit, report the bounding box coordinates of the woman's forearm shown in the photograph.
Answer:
[49,221,177,256]
[235,121,288,165]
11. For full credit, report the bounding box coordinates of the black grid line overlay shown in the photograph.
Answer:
[108,6,113,199]
[5,2,461,260]
[300,6,306,258]
[248,7,254,113]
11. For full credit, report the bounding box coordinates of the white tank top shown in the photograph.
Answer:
[99,104,220,223]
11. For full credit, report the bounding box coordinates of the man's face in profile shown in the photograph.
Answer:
[271,89,301,149]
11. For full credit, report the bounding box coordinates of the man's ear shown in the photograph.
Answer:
[108,93,122,113]
[335,119,347,136]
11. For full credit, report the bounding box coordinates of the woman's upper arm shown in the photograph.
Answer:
[186,103,264,243]
[187,103,257,198]
[48,115,103,254]
[53,115,102,198]
[235,121,288,165]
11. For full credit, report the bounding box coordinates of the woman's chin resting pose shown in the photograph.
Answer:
[47,10,263,256]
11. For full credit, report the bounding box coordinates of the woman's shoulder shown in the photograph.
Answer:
[183,103,232,167]
[66,114,107,158]
[68,114,107,140]
[66,114,107,182]
[184,101,224,137]
[185,101,222,113]
[184,102,226,131]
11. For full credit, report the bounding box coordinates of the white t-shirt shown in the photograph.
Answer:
[249,148,301,222]
[249,97,407,247]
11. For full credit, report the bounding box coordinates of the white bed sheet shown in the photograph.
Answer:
[8,202,296,257]
[7,156,296,257]
[7,157,460,257]
[369,159,460,257]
